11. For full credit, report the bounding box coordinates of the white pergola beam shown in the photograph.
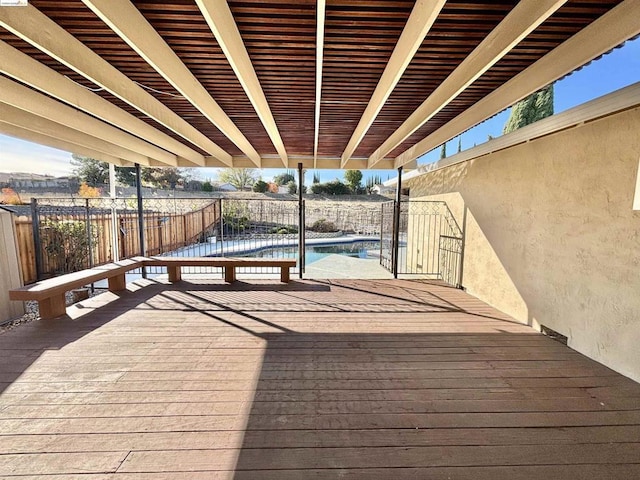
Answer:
[0,103,151,166]
[340,0,446,167]
[0,76,176,166]
[313,0,327,166]
[368,0,567,168]
[81,0,260,166]
[0,4,232,166]
[224,156,406,171]
[394,0,640,167]
[195,0,288,166]
[0,122,128,167]
[0,41,206,167]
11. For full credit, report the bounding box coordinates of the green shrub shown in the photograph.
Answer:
[253,180,268,193]
[269,225,298,234]
[43,220,98,274]
[308,218,337,233]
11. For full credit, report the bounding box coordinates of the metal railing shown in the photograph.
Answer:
[380,200,464,287]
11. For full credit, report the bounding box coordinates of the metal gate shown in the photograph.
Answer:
[380,200,464,287]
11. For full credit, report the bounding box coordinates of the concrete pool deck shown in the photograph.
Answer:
[303,254,392,279]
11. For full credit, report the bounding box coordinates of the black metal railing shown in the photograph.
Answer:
[379,200,464,287]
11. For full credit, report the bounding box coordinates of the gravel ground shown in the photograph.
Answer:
[0,288,108,335]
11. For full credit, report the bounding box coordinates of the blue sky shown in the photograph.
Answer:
[1,37,639,184]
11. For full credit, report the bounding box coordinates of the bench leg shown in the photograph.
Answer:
[224,266,236,283]
[168,266,182,283]
[38,294,67,320]
[108,274,127,292]
[280,266,290,283]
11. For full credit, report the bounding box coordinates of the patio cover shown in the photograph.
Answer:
[0,0,638,171]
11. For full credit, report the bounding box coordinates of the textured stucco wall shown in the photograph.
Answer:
[406,106,640,382]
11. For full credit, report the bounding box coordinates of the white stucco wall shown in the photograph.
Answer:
[406,106,640,382]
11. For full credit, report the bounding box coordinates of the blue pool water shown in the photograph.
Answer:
[242,240,380,265]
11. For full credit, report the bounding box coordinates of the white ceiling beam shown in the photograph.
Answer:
[0,122,129,167]
[0,76,177,166]
[368,0,568,168]
[393,0,640,167]
[313,0,327,166]
[0,41,206,167]
[226,156,404,170]
[81,0,261,166]
[195,0,288,166]
[340,0,446,167]
[0,4,232,166]
[0,103,151,166]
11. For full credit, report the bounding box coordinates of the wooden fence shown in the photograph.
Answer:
[14,201,220,284]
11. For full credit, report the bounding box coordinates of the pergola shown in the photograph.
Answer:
[1,0,638,173]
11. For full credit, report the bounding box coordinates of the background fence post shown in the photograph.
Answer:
[30,198,43,281]
[392,166,403,279]
[135,163,147,278]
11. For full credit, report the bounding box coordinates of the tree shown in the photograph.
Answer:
[365,174,382,194]
[439,143,447,159]
[115,167,136,186]
[218,168,259,190]
[71,154,108,187]
[344,170,363,193]
[310,180,350,195]
[312,172,321,184]
[253,180,268,193]
[154,167,182,189]
[0,188,22,205]
[202,181,214,192]
[273,171,295,186]
[141,167,161,186]
[457,136,462,153]
[78,182,101,198]
[503,84,554,134]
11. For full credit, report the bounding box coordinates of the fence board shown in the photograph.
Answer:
[0,211,25,320]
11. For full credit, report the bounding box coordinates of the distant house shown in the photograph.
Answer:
[215,183,237,192]
[373,184,395,195]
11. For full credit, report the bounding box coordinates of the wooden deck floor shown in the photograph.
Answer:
[0,279,639,479]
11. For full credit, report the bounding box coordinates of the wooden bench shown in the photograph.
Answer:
[8,257,145,320]
[9,256,297,320]
[145,256,297,284]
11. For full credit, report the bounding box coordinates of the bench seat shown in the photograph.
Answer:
[8,258,145,319]
[9,256,297,320]
[145,256,297,283]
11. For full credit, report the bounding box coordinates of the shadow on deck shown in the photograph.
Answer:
[0,279,638,478]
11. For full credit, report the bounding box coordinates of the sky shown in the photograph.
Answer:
[1,36,639,185]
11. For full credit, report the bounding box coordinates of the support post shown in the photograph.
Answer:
[85,198,95,293]
[30,198,43,281]
[135,163,147,278]
[109,163,119,262]
[392,166,403,279]
[297,162,304,279]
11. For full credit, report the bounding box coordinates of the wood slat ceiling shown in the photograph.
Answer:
[384,0,625,158]
[0,0,632,169]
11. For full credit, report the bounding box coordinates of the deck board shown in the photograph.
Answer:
[0,278,638,478]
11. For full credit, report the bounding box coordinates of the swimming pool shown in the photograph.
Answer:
[241,240,380,265]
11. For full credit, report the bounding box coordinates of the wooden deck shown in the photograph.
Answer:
[1,279,639,479]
